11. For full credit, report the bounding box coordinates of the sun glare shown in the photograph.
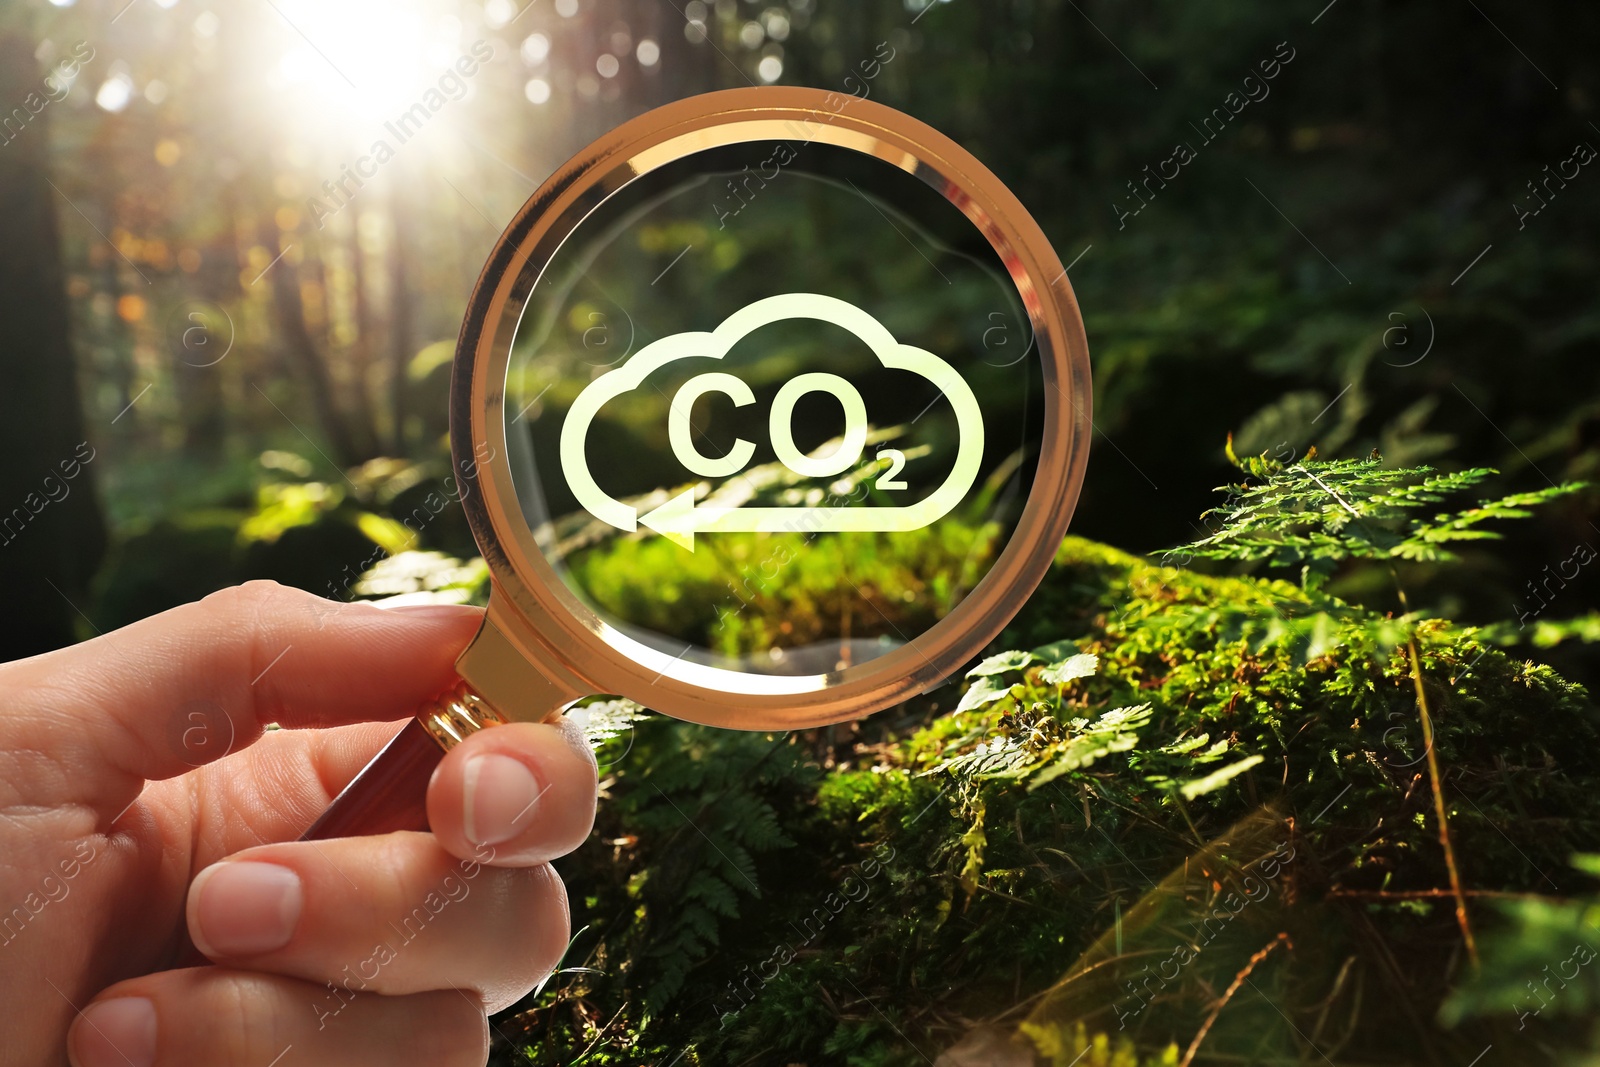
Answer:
[266,0,468,137]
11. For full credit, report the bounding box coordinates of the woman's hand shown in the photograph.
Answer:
[0,581,598,1067]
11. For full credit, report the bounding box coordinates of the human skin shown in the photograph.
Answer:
[0,581,598,1067]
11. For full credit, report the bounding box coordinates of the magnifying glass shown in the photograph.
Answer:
[299,86,1092,842]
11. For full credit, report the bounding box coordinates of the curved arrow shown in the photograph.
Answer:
[559,293,985,551]
[639,479,953,551]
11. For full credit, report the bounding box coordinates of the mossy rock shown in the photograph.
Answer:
[495,536,1600,1066]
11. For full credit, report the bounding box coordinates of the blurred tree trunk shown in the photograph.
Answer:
[347,216,382,453]
[387,189,414,454]
[0,31,107,659]
[175,270,228,454]
[262,213,371,465]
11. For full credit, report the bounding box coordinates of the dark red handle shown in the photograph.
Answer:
[298,718,447,840]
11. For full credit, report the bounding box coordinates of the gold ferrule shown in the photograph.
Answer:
[419,680,509,751]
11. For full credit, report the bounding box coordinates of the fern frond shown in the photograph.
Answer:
[1173,454,1587,586]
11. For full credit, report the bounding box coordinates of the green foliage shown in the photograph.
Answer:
[1182,450,1587,587]
[496,720,822,1061]
[1441,855,1600,1031]
[51,0,1600,692]
[92,450,481,627]
[564,518,998,663]
[1175,753,1265,802]
[1021,1022,1178,1067]
[1482,612,1600,650]
[490,533,1600,1066]
[349,550,489,605]
[621,727,806,1012]
[931,647,1263,803]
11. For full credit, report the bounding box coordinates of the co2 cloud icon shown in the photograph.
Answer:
[560,293,984,551]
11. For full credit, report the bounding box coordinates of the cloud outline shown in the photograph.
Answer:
[558,292,984,547]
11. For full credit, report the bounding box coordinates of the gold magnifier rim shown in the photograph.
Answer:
[451,86,1092,730]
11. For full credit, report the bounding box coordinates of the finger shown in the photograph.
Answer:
[184,832,569,1010]
[426,717,598,867]
[172,720,416,863]
[161,712,598,868]
[67,968,487,1067]
[0,581,482,806]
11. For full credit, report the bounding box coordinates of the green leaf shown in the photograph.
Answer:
[238,481,342,545]
[968,650,1036,677]
[1160,733,1212,756]
[955,676,1019,712]
[1038,653,1098,686]
[354,513,411,555]
[1027,704,1153,787]
[1031,731,1140,785]
[1571,853,1600,878]
[931,736,1033,779]
[1178,754,1264,800]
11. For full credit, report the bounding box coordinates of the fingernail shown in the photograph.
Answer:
[377,602,482,619]
[191,861,302,958]
[69,997,156,1067]
[462,752,544,846]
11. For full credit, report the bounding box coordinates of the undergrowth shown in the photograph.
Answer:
[447,453,1600,1065]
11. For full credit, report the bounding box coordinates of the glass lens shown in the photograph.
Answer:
[503,139,1046,677]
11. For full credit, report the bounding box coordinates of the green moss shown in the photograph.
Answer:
[563,521,999,663]
[495,535,1600,1066]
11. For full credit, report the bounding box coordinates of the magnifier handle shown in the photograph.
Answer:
[299,681,509,841]
[297,719,444,839]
